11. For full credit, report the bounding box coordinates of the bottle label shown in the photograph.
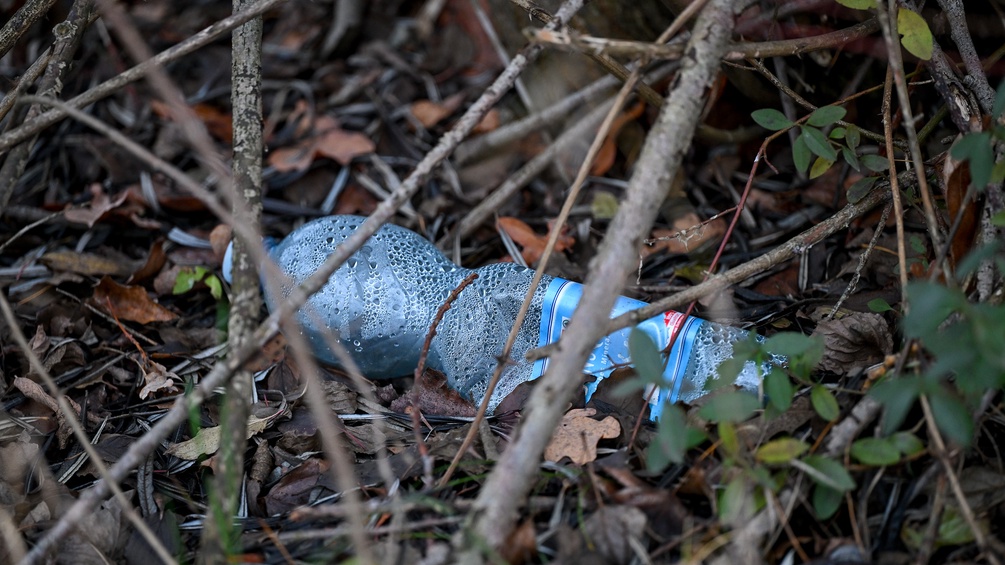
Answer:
[532,278,705,419]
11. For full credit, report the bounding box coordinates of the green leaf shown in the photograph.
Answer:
[897,8,933,60]
[845,125,861,149]
[751,108,794,130]
[756,437,810,464]
[847,176,878,204]
[841,145,861,172]
[173,266,206,295]
[992,80,1005,118]
[905,282,963,339]
[765,367,793,412]
[951,132,994,189]
[810,157,834,179]
[812,484,844,520]
[204,274,223,300]
[851,437,900,466]
[792,132,812,173]
[870,377,920,435]
[890,432,925,457]
[647,404,689,472]
[698,391,760,423]
[719,421,739,456]
[868,298,893,313]
[929,392,974,446]
[811,385,840,422]
[801,126,838,161]
[800,455,856,492]
[629,326,665,384]
[993,210,1005,227]
[860,154,890,173]
[829,126,846,140]
[835,0,876,8]
[807,106,847,127]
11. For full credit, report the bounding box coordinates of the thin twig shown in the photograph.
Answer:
[415,273,480,380]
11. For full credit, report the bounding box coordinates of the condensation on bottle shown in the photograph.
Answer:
[224,215,765,418]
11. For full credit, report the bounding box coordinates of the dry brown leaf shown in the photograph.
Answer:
[497,217,575,264]
[165,399,287,460]
[582,505,648,565]
[813,311,893,374]
[93,276,177,324]
[138,360,180,399]
[410,93,465,128]
[269,115,375,172]
[63,184,129,227]
[544,408,621,465]
[591,101,646,176]
[390,369,476,417]
[40,250,135,277]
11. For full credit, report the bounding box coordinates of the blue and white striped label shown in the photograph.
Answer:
[531,278,705,420]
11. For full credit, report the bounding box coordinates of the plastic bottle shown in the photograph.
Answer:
[223,215,765,419]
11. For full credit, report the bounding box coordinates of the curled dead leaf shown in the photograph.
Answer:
[544,408,621,465]
[93,277,177,324]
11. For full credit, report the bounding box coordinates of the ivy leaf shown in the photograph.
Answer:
[807,105,847,127]
[751,108,794,130]
[898,8,933,61]
[801,126,838,161]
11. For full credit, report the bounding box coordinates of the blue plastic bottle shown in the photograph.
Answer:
[224,215,763,418]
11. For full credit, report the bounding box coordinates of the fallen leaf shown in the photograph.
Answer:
[165,399,287,460]
[268,115,375,172]
[544,408,621,465]
[92,277,176,324]
[812,311,893,374]
[582,506,648,565]
[138,360,180,399]
[63,184,129,227]
[591,101,645,176]
[390,369,476,417]
[40,250,135,277]
[410,93,465,128]
[497,217,575,264]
